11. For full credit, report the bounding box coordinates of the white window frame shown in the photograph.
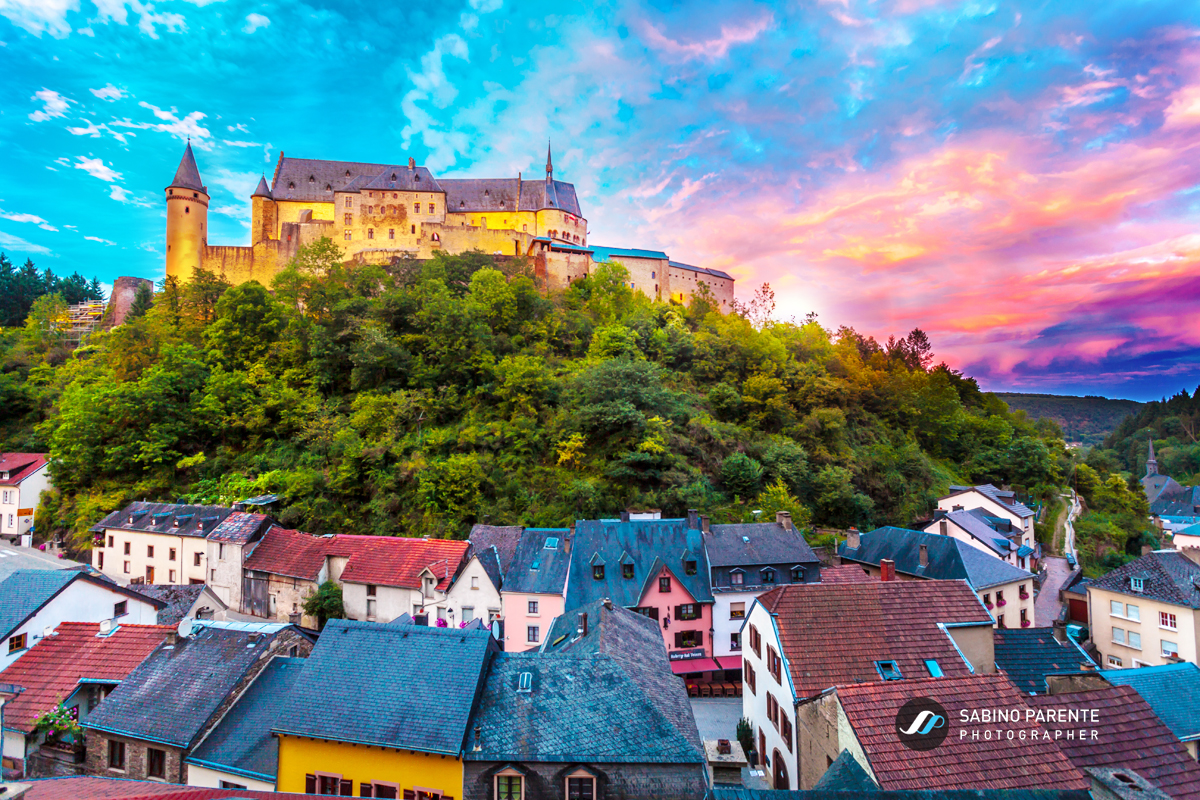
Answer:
[1162,640,1179,658]
[495,769,524,800]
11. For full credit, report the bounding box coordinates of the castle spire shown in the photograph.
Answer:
[546,141,553,181]
[252,175,272,199]
[168,141,206,193]
[1147,436,1158,476]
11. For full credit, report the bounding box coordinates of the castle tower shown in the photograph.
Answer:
[1147,436,1158,476]
[164,142,209,283]
[251,175,275,246]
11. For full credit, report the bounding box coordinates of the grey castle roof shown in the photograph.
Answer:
[668,260,735,281]
[704,522,820,569]
[590,245,669,262]
[439,178,583,216]
[251,175,272,198]
[839,527,1034,591]
[270,157,441,203]
[1089,550,1200,609]
[168,143,206,193]
[502,528,571,595]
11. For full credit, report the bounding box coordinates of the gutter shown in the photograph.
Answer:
[82,722,189,750]
[183,755,274,783]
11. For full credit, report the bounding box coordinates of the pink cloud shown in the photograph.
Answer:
[636,14,773,62]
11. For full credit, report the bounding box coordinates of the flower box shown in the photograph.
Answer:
[997,599,1007,607]
[985,601,994,609]
[1021,620,1032,628]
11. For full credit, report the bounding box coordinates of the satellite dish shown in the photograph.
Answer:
[178,618,194,639]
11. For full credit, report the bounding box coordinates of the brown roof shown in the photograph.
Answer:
[467,524,523,574]
[838,674,1088,791]
[759,580,992,698]
[819,564,874,584]
[243,527,468,590]
[0,452,48,484]
[1026,685,1200,800]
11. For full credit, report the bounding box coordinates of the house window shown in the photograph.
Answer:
[567,775,595,800]
[745,661,756,694]
[497,774,522,800]
[925,659,943,677]
[1113,627,1126,644]
[218,543,225,561]
[388,229,395,239]
[623,563,634,579]
[147,747,166,779]
[749,625,761,657]
[760,568,776,584]
[220,782,249,790]
[527,625,539,643]
[1129,631,1142,649]
[98,552,104,569]
[730,602,745,619]
[344,229,352,241]
[8,633,27,653]
[766,693,779,728]
[685,559,697,576]
[731,570,744,586]
[1163,640,1179,658]
[593,565,604,580]
[731,631,741,650]
[659,576,671,592]
[677,603,700,621]
[344,213,352,225]
[1108,655,1123,667]
[876,660,903,680]
[124,542,131,555]
[674,629,702,648]
[1161,612,1177,630]
[169,548,176,561]
[1111,600,1123,616]
[528,600,538,615]
[123,561,130,574]
[471,576,479,589]
[194,552,202,566]
[462,607,474,622]
[1126,604,1140,622]
[108,535,114,547]
[780,711,793,752]
[767,646,782,682]
[1131,577,1144,593]
[108,739,126,771]
[147,545,154,558]
[168,570,176,582]
[790,566,804,581]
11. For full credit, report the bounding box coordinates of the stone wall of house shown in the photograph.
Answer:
[83,730,186,783]
[463,760,708,800]
[26,746,89,778]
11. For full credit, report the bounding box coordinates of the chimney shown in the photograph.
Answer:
[473,725,482,752]
[578,612,588,637]
[701,515,711,534]
[881,559,896,582]
[408,157,416,170]
[563,536,572,555]
[776,511,793,531]
[620,510,630,523]
[919,544,929,568]
[687,509,700,530]
[846,527,860,550]
[603,597,613,610]
[717,739,732,755]
[166,630,178,646]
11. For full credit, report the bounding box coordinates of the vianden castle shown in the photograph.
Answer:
[164,143,735,308]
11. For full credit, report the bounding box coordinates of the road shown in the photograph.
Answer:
[1062,490,1080,561]
[1034,492,1080,626]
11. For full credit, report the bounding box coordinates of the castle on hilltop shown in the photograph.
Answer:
[164,143,735,307]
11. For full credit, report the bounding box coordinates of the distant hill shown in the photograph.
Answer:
[994,393,1143,447]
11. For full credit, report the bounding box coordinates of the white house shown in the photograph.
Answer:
[89,502,242,586]
[0,454,52,547]
[937,484,1035,538]
[440,548,504,628]
[0,569,163,671]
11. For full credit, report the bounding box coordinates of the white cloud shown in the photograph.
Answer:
[66,119,133,144]
[133,2,185,39]
[400,34,472,169]
[0,231,52,255]
[242,12,268,33]
[29,88,72,122]
[227,123,249,133]
[109,185,131,201]
[84,235,116,245]
[222,139,260,148]
[0,0,77,37]
[109,102,210,143]
[0,209,57,231]
[90,83,124,101]
[74,156,122,182]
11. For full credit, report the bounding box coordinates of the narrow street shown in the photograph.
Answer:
[1034,555,1071,626]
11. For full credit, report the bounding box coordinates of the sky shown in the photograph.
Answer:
[1,0,1199,401]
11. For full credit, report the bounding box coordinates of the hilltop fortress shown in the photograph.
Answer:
[164,143,735,308]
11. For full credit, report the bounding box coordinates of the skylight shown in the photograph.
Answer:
[875,661,903,681]
[517,672,532,693]
[924,659,943,677]
[544,537,559,549]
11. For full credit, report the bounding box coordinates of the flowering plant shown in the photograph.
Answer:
[436,618,448,628]
[32,705,82,743]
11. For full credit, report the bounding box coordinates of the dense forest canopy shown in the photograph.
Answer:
[1097,388,1200,485]
[0,253,106,327]
[995,393,1142,448]
[0,240,1070,553]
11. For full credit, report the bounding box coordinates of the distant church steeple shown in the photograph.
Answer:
[1147,436,1158,476]
[546,141,553,182]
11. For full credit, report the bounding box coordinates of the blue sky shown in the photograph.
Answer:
[3,0,1200,400]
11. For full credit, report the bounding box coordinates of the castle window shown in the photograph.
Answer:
[344,229,351,241]
[460,200,465,207]
[388,229,395,240]
[391,173,397,180]
[185,206,189,214]
[344,197,351,208]
[193,192,198,198]
[415,174,421,181]
[522,224,527,232]
[288,182,295,189]
[367,228,374,240]
[309,175,314,183]
[325,184,332,192]
[344,214,352,225]
[345,170,351,177]
[651,271,656,278]
[414,202,420,214]
[428,203,435,214]
[168,189,173,195]
[411,224,416,234]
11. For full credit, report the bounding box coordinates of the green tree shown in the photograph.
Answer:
[127,282,154,320]
[203,282,283,369]
[302,581,345,630]
[418,453,485,524]
[722,453,764,498]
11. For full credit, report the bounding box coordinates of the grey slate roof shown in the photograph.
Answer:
[84,620,294,748]
[440,178,583,216]
[1089,550,1200,609]
[89,502,239,539]
[271,157,442,203]
[187,656,304,782]
[942,509,1016,556]
[251,175,272,198]
[1100,662,1200,743]
[0,570,77,640]
[813,749,878,791]
[566,518,712,610]
[124,584,225,627]
[993,628,1095,694]
[704,522,820,569]
[466,524,524,576]
[839,527,1034,591]
[668,260,735,281]
[168,143,206,192]
[503,528,571,595]
[466,600,702,764]
[273,620,495,755]
[946,484,1035,519]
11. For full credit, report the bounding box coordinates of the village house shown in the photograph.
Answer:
[800,674,1088,791]
[0,570,163,671]
[992,627,1096,694]
[441,544,505,631]
[702,512,820,680]
[0,454,52,547]
[937,484,1037,538]
[185,656,305,791]
[1099,661,1200,759]
[499,528,572,652]
[567,513,714,677]
[1086,549,1200,669]
[0,620,171,777]
[741,579,996,789]
[240,526,468,626]
[462,598,707,800]
[82,619,313,784]
[123,583,228,626]
[925,508,1040,571]
[273,619,498,797]
[839,526,1037,628]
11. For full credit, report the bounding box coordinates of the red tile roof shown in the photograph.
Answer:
[1026,685,1200,800]
[243,527,469,590]
[819,564,874,584]
[0,452,48,485]
[837,674,1089,791]
[24,776,311,799]
[758,580,992,698]
[0,621,172,733]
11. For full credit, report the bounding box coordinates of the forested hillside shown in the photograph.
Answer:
[995,392,1141,447]
[1098,388,1200,485]
[0,241,1068,554]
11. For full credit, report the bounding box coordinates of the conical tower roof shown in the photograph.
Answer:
[168,142,206,193]
[1147,435,1158,476]
[251,175,272,198]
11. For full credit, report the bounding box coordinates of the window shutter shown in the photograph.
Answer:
[403,792,416,800]
[675,605,683,618]
[361,784,373,798]
[341,778,354,796]
[305,775,317,794]
[696,629,703,644]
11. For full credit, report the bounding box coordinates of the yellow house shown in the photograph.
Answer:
[272,620,497,798]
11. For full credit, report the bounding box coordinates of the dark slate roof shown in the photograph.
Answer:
[1143,473,1185,505]
[1100,662,1200,743]
[466,524,524,576]
[440,178,583,216]
[466,600,702,764]
[476,546,503,592]
[814,749,879,791]
[1061,569,1090,598]
[589,245,669,262]
[206,513,272,544]
[168,143,206,192]
[940,510,1015,556]
[84,620,295,748]
[704,522,820,569]
[271,157,442,202]
[946,484,1035,519]
[124,584,225,627]
[88,502,239,539]
[187,657,305,782]
[713,791,1090,800]
[668,260,735,281]
[0,570,163,640]
[840,527,1034,591]
[251,175,272,198]
[274,620,495,754]
[1026,685,1200,800]
[1089,550,1200,609]
[502,528,571,595]
[992,628,1094,694]
[566,518,712,610]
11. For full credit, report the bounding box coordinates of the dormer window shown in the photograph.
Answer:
[345,170,351,177]
[1131,577,1144,593]
[730,570,744,586]
[685,560,697,576]
[593,565,604,580]
[517,672,532,693]
[790,566,804,581]
[391,173,397,180]
[876,661,903,681]
[760,568,776,584]
[544,537,559,550]
[288,182,295,189]
[623,563,634,579]
[308,175,315,183]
